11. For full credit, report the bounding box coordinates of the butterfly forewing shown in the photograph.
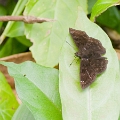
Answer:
[69,28,88,49]
[69,28,106,58]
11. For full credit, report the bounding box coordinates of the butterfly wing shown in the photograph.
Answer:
[82,37,106,58]
[69,28,88,50]
[80,57,108,89]
[69,28,108,89]
[69,28,106,58]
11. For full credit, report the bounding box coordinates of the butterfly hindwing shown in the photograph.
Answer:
[89,57,108,74]
[80,58,108,89]
[80,58,96,89]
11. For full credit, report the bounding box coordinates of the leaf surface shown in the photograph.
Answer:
[0,0,28,43]
[96,6,120,33]
[88,0,97,13]
[6,22,24,37]
[12,103,35,120]
[90,0,120,21]
[0,5,7,27]
[0,72,19,120]
[59,8,120,120]
[0,38,28,58]
[0,61,62,120]
[24,0,87,67]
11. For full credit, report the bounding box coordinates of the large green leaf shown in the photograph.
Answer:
[0,72,19,120]
[12,104,35,120]
[90,0,120,21]
[24,0,87,67]
[0,61,62,120]
[59,8,120,120]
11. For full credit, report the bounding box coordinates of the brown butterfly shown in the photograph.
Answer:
[69,28,108,89]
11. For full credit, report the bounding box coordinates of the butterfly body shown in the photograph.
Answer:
[69,28,108,89]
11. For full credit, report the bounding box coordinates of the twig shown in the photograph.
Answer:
[0,16,54,23]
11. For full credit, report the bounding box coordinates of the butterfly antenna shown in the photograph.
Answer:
[66,41,75,49]
[66,41,79,66]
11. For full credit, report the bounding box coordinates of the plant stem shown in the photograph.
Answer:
[0,16,53,23]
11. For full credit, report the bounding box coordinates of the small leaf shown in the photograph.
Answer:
[0,61,62,120]
[0,5,7,15]
[16,36,32,47]
[5,0,16,15]
[90,0,120,21]
[0,72,19,120]
[24,0,87,67]
[0,0,28,43]
[0,5,7,27]
[12,104,35,120]
[88,0,97,13]
[6,22,24,37]
[96,6,120,33]
[59,7,120,120]
[0,38,28,58]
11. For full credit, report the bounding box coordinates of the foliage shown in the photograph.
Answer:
[0,0,30,58]
[59,8,120,120]
[0,61,62,120]
[24,0,87,67]
[0,72,19,120]
[0,0,120,120]
[96,6,120,33]
[0,37,29,58]
[12,104,35,120]
[90,0,120,21]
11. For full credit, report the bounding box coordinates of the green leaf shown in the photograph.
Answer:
[96,6,120,33]
[5,0,16,15]
[6,22,24,37]
[0,0,28,43]
[0,5,7,27]
[0,72,19,120]
[88,0,97,13]
[16,36,32,47]
[24,0,87,67]
[0,61,62,120]
[118,115,120,120]
[0,38,28,58]
[12,104,35,120]
[0,5,7,16]
[59,8,120,120]
[90,0,120,21]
